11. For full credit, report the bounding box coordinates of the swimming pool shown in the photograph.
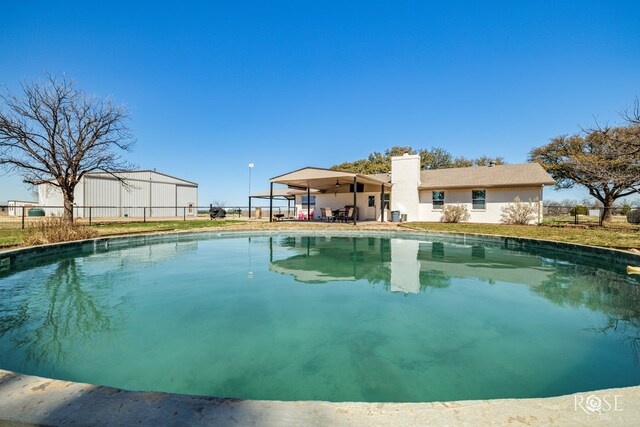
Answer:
[1,232,639,403]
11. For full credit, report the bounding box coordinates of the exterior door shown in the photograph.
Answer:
[366,195,377,220]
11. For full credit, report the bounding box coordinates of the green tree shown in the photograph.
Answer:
[529,129,640,220]
[332,146,504,173]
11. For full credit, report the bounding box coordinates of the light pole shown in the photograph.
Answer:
[248,162,254,218]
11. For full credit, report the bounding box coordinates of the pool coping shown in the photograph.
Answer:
[1,228,639,426]
[1,369,638,426]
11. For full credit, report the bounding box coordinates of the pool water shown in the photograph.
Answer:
[1,233,639,402]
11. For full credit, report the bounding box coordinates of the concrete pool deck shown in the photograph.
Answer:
[0,369,638,426]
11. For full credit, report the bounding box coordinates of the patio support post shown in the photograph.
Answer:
[380,184,385,222]
[307,186,311,221]
[287,198,291,218]
[353,176,357,225]
[248,196,252,219]
[269,182,273,223]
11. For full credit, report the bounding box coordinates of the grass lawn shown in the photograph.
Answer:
[1,219,639,251]
[0,229,27,247]
[400,222,640,250]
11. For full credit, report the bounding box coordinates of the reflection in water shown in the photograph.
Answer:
[0,258,117,369]
[0,239,198,371]
[534,260,640,363]
[268,235,640,361]
[269,236,560,292]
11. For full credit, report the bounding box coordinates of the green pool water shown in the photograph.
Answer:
[1,233,639,403]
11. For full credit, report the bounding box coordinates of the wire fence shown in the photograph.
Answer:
[0,205,295,229]
[542,205,640,227]
[1,204,638,229]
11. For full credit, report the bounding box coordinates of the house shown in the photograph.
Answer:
[7,200,38,217]
[38,170,198,218]
[266,154,555,224]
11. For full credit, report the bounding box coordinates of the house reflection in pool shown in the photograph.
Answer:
[267,236,556,293]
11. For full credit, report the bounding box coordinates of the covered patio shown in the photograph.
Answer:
[267,167,391,225]
[248,188,320,220]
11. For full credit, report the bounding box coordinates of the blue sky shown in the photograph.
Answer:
[1,1,639,206]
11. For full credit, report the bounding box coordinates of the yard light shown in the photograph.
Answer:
[248,162,254,197]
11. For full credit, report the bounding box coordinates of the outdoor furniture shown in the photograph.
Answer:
[334,208,347,222]
[341,206,359,223]
[321,207,335,222]
[298,211,314,220]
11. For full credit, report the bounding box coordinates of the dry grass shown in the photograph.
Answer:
[25,217,99,246]
[1,218,639,251]
[401,222,640,250]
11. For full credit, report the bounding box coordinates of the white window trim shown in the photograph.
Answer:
[432,190,445,211]
[471,189,486,211]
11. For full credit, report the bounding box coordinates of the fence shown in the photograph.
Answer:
[0,205,295,229]
[543,205,640,227]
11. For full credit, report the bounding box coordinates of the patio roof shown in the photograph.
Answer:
[250,188,320,200]
[270,167,391,190]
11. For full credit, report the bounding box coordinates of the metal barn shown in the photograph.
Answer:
[38,170,198,218]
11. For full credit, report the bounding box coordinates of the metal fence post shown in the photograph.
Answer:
[21,206,25,229]
[89,207,92,226]
[183,207,186,221]
[574,207,578,225]
[143,207,146,223]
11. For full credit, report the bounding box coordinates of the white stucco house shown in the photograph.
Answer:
[38,170,198,218]
[265,154,555,224]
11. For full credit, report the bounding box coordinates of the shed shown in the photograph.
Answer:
[38,170,198,218]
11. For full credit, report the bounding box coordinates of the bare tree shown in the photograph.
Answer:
[0,75,133,220]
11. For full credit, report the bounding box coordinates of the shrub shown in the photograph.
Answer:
[627,209,640,224]
[440,204,470,223]
[569,205,589,215]
[25,217,98,246]
[501,197,539,225]
[621,203,632,216]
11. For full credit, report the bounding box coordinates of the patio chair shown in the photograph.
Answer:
[342,206,358,223]
[321,207,335,222]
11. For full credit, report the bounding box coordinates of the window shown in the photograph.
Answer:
[368,195,375,207]
[301,195,316,206]
[472,190,486,210]
[432,191,444,210]
[348,183,365,193]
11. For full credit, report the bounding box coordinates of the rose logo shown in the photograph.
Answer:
[585,395,602,413]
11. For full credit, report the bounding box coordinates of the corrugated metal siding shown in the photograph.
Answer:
[85,178,120,217]
[176,186,198,216]
[121,180,150,218]
[150,182,176,217]
[37,171,197,218]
